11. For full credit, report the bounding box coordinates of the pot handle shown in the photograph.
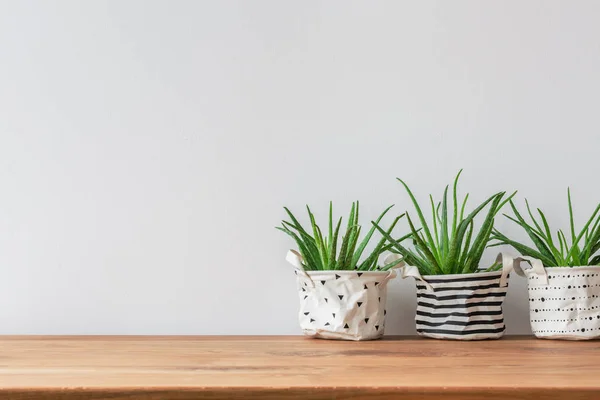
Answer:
[496,252,515,288]
[513,255,547,285]
[400,252,516,291]
[286,250,316,288]
[399,263,434,292]
[382,253,406,282]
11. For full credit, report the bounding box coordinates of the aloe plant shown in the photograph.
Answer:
[490,189,600,267]
[277,202,411,271]
[374,171,516,275]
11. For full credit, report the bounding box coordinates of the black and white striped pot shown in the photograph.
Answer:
[402,254,513,340]
[287,250,400,340]
[514,258,600,340]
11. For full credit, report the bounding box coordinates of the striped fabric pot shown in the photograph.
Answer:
[402,254,513,340]
[287,250,400,341]
[514,258,600,340]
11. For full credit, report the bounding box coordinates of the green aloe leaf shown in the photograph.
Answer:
[490,230,557,267]
[451,169,463,240]
[564,203,600,263]
[283,207,313,240]
[557,229,566,256]
[305,205,326,268]
[350,204,394,268]
[382,171,514,275]
[406,213,442,274]
[462,194,502,273]
[495,191,517,215]
[484,262,502,272]
[276,225,319,270]
[371,221,431,273]
[582,214,600,263]
[430,195,440,250]
[460,193,469,221]
[328,201,333,253]
[328,217,342,269]
[445,191,506,274]
[380,256,405,271]
[505,201,555,263]
[568,188,576,243]
[458,221,474,268]
[281,220,323,269]
[278,202,400,271]
[397,178,439,261]
[360,214,405,270]
[440,185,450,262]
[536,208,565,264]
[495,190,600,268]
[345,226,362,269]
[525,199,545,235]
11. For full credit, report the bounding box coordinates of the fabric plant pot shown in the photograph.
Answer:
[287,250,399,341]
[401,253,514,340]
[514,258,600,340]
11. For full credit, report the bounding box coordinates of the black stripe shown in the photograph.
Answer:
[417,326,506,336]
[423,274,501,284]
[418,292,507,301]
[417,301,503,309]
[416,318,505,327]
[416,283,500,292]
[416,310,503,318]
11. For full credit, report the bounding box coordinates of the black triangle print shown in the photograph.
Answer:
[303,295,308,300]
[324,322,330,326]
[364,284,368,289]
[364,318,369,323]
[301,287,306,292]
[374,282,380,286]
[335,274,341,279]
[332,313,336,318]
[375,325,380,330]
[357,272,363,277]
[294,270,298,275]
[338,295,344,300]
[378,297,381,302]
[384,309,387,316]
[303,312,309,315]
[321,280,326,285]
[310,318,315,323]
[324,298,328,303]
[304,282,308,287]
[344,323,349,329]
[357,302,363,307]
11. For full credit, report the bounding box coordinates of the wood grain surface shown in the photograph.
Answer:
[0,335,598,399]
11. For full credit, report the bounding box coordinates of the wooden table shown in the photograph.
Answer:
[0,336,598,399]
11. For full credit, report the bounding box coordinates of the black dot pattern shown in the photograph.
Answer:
[527,267,600,339]
[295,270,393,340]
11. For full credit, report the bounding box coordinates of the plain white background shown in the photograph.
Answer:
[1,0,599,334]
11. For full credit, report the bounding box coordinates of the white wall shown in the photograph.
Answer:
[1,0,599,334]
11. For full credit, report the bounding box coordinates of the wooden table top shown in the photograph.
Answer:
[0,335,598,399]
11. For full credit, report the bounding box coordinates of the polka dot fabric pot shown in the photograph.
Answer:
[516,259,600,340]
[287,250,399,341]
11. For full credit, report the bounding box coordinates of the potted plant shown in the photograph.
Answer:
[490,189,600,340]
[375,171,516,340]
[277,202,409,340]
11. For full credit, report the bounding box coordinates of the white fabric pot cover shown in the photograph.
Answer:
[287,250,399,341]
[403,253,513,340]
[514,259,600,340]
